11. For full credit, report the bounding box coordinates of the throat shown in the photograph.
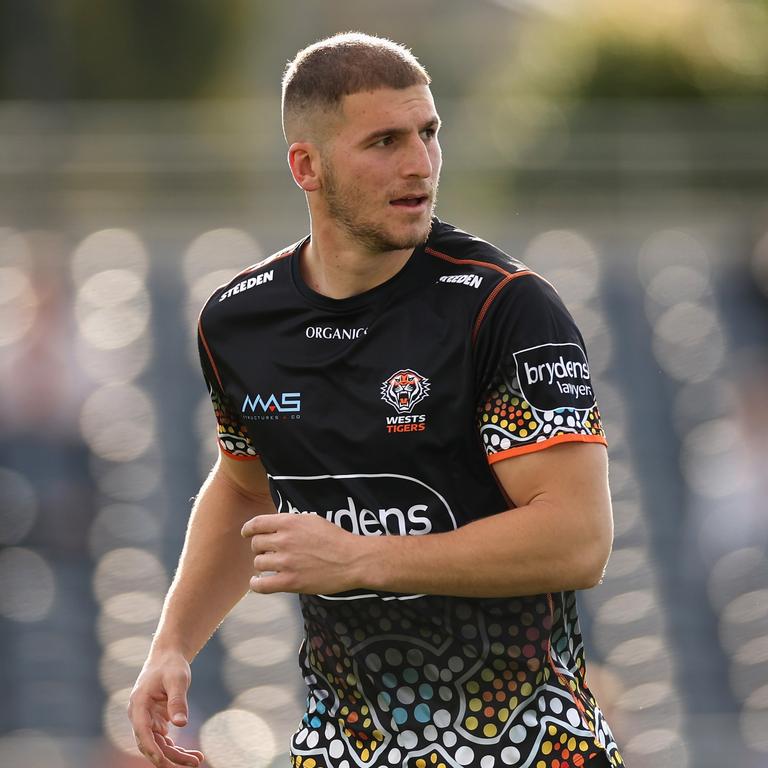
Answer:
[300,241,413,300]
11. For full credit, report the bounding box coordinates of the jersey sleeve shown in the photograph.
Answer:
[197,322,260,460]
[474,273,606,463]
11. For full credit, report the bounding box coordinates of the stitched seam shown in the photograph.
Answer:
[198,319,224,391]
[237,246,294,278]
[471,270,538,344]
[425,246,515,277]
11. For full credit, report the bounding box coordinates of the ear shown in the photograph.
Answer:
[287,142,322,192]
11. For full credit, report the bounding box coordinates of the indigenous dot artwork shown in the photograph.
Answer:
[209,388,258,458]
[290,592,624,767]
[478,373,604,458]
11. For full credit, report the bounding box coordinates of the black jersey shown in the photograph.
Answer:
[198,219,624,768]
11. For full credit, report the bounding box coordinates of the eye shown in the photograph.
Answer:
[373,135,394,148]
[420,127,437,141]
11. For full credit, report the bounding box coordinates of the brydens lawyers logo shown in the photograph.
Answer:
[381,368,430,433]
[268,472,457,600]
[241,392,301,421]
[513,342,594,411]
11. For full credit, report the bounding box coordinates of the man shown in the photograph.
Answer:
[129,32,623,768]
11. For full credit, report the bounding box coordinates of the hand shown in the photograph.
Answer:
[241,512,365,595]
[128,652,205,768]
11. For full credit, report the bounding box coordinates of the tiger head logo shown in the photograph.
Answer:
[381,369,431,414]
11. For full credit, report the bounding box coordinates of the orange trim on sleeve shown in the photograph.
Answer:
[487,433,607,464]
[220,447,261,462]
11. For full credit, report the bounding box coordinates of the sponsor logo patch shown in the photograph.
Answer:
[513,342,594,411]
[268,472,457,600]
[241,392,301,421]
[437,274,483,288]
[381,368,430,415]
[305,325,368,341]
[218,269,274,302]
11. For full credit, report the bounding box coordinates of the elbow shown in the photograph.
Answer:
[574,533,613,590]
[578,560,608,590]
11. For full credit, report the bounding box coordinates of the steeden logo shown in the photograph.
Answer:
[218,270,274,302]
[437,274,483,288]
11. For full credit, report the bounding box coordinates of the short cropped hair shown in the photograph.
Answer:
[282,32,430,142]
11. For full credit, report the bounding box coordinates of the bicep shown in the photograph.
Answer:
[215,450,273,508]
[491,442,612,535]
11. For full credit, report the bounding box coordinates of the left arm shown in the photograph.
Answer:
[242,441,613,598]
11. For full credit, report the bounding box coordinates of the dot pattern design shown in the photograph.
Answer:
[290,592,624,767]
[208,387,259,458]
[478,374,604,458]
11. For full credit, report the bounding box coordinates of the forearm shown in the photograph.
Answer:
[151,462,275,661]
[360,498,612,598]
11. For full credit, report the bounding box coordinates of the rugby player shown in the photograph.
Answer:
[129,32,622,768]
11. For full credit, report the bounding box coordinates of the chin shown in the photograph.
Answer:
[386,217,433,250]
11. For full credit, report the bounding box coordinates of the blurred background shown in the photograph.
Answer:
[1,0,768,766]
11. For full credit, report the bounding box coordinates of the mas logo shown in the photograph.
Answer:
[381,368,430,433]
[241,392,301,421]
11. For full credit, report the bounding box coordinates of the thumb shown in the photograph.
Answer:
[166,683,189,726]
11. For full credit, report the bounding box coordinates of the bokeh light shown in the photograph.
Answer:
[0,548,55,622]
[0,467,38,545]
[95,462,162,502]
[88,504,162,559]
[79,383,156,462]
[71,229,149,284]
[200,709,276,768]
[103,688,141,755]
[0,267,38,347]
[92,548,168,604]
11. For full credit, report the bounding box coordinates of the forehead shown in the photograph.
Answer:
[336,85,438,136]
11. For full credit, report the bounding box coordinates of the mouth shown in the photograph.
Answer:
[389,194,429,210]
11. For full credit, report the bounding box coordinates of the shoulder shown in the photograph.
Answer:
[425,219,560,334]
[198,237,305,325]
[424,219,530,280]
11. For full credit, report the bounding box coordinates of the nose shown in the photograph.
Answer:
[401,134,433,179]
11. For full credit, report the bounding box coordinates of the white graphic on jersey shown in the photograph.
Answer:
[267,472,456,601]
[438,273,483,288]
[218,269,274,302]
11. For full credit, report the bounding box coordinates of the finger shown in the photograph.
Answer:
[132,709,167,767]
[253,553,280,572]
[250,572,290,593]
[241,514,280,538]
[161,734,205,761]
[156,733,202,767]
[249,532,279,555]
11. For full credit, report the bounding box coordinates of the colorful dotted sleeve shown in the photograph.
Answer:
[197,326,260,460]
[474,274,606,463]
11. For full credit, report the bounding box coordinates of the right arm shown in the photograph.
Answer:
[128,452,275,768]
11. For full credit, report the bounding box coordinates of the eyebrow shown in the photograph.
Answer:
[359,116,441,145]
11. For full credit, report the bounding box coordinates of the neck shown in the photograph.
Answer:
[300,216,415,300]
